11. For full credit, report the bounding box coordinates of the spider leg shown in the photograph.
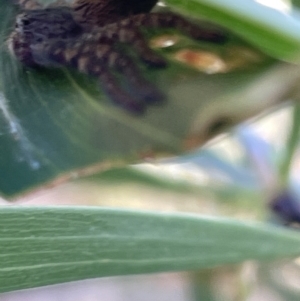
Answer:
[89,41,164,103]
[95,66,147,113]
[115,13,227,44]
[41,32,165,104]
[111,50,165,103]
[92,25,167,68]
[120,30,168,68]
[96,12,227,66]
[32,40,157,113]
[89,42,164,106]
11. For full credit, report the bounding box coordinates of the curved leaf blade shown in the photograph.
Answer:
[1,206,300,293]
[167,0,300,61]
[0,0,274,196]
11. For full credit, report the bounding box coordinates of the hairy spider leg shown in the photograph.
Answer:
[94,65,148,113]
[100,12,227,48]
[82,12,227,68]
[111,50,165,104]
[90,41,164,105]
[132,13,227,44]
[115,28,168,68]
[77,22,167,68]
[33,39,163,113]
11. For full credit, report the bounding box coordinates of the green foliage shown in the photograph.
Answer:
[166,0,300,61]
[0,0,273,196]
[1,0,300,297]
[1,207,300,293]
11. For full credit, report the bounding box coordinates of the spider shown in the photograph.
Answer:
[8,0,227,113]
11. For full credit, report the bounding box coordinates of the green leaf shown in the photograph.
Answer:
[167,0,300,61]
[0,0,275,197]
[279,104,300,187]
[1,207,300,293]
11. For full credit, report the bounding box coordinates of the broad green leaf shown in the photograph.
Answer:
[0,0,277,197]
[1,207,300,293]
[167,0,300,61]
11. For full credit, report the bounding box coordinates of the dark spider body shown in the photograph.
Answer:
[8,0,227,113]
